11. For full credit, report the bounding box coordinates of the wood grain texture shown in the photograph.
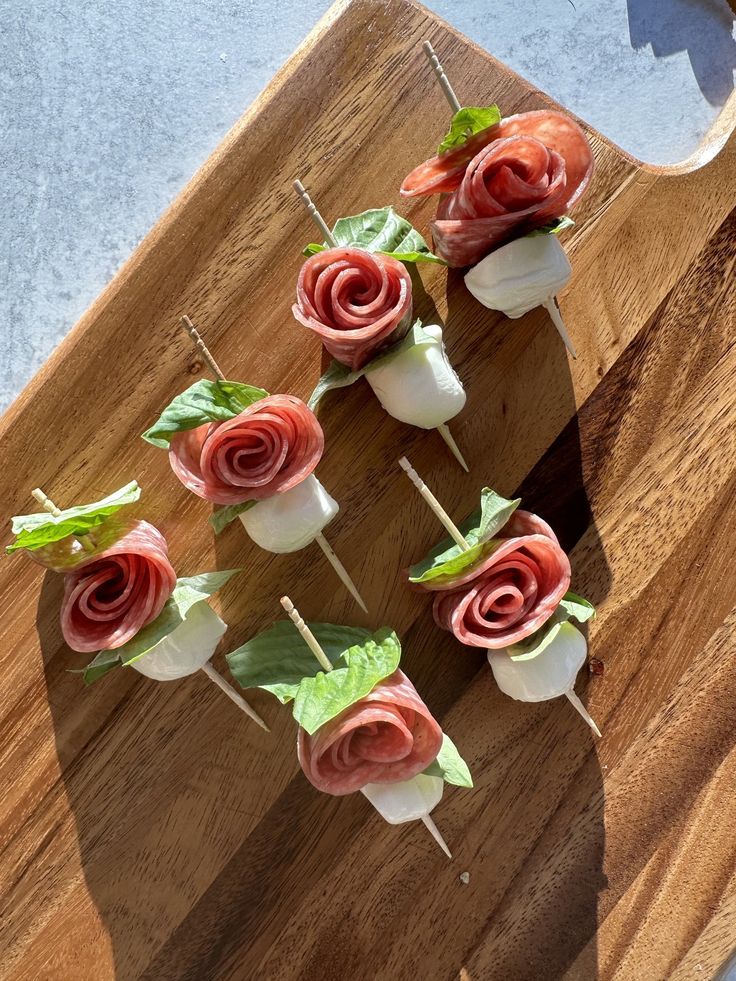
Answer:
[0,1,734,979]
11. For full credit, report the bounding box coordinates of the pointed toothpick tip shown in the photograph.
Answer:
[543,297,578,360]
[422,814,452,859]
[200,661,270,731]
[437,424,469,472]
[566,689,602,738]
[314,533,368,612]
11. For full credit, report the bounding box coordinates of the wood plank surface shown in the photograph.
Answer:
[0,1,734,978]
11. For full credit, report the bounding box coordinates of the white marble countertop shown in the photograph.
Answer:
[1,0,734,410]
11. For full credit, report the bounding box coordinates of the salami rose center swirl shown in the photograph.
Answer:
[400,110,594,268]
[169,395,324,505]
[298,669,443,796]
[61,520,176,653]
[423,510,571,649]
[293,247,413,371]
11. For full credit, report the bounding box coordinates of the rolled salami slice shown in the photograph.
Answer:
[293,247,413,371]
[427,510,571,648]
[169,395,324,506]
[400,111,593,268]
[297,669,443,796]
[61,520,176,653]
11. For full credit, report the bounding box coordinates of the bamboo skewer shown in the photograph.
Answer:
[400,456,601,737]
[422,39,578,360]
[280,596,452,856]
[180,316,366,610]
[294,180,468,471]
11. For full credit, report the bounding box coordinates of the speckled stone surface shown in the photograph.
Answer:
[1,0,734,410]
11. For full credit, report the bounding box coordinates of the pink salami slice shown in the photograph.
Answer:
[60,520,176,653]
[421,509,571,649]
[169,394,324,505]
[400,110,594,268]
[293,247,413,371]
[297,669,443,796]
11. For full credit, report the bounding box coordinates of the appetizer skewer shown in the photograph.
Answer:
[292,181,469,472]
[226,596,474,857]
[401,40,595,358]
[399,457,601,736]
[143,317,367,612]
[9,482,268,729]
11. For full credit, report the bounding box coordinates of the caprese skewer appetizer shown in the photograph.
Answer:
[142,316,367,611]
[7,481,268,728]
[292,181,469,471]
[399,457,601,736]
[226,595,473,857]
[400,41,594,358]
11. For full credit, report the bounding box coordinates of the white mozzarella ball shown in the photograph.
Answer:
[131,601,227,681]
[487,621,587,702]
[366,324,466,429]
[239,475,338,553]
[465,234,572,318]
[361,773,444,824]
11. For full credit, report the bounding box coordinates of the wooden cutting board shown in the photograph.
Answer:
[1,1,735,978]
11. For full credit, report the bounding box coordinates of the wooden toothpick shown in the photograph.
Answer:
[542,298,577,360]
[422,40,461,114]
[565,688,602,738]
[293,180,338,248]
[314,533,368,613]
[399,457,470,551]
[180,316,226,380]
[200,660,270,731]
[32,487,95,551]
[280,596,334,672]
[436,424,469,472]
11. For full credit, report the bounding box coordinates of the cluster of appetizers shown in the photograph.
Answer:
[6,41,600,858]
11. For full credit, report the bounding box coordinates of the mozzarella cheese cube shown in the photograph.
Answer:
[361,773,444,824]
[487,621,587,702]
[239,474,338,553]
[131,601,227,681]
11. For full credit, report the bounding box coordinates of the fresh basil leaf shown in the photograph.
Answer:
[142,379,269,449]
[308,361,365,411]
[7,481,141,554]
[422,733,473,787]
[226,621,373,703]
[507,592,595,661]
[558,591,596,624]
[83,569,241,683]
[302,207,445,265]
[293,628,401,734]
[528,216,575,237]
[408,487,519,584]
[210,500,258,535]
[437,105,502,154]
[308,321,435,408]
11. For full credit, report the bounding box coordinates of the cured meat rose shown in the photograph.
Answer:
[61,520,176,653]
[400,110,594,267]
[298,669,443,795]
[169,395,324,505]
[426,510,571,648]
[293,247,413,371]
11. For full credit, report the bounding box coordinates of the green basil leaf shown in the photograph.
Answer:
[210,500,258,535]
[83,569,241,684]
[302,207,445,265]
[507,593,596,661]
[437,105,502,154]
[293,628,401,734]
[142,379,269,449]
[7,481,141,554]
[422,733,473,787]
[408,487,519,583]
[308,321,434,409]
[528,216,575,238]
[226,621,373,703]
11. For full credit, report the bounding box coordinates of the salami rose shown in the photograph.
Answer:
[297,669,443,796]
[400,110,594,268]
[61,520,176,653]
[169,395,324,506]
[426,510,571,648]
[293,247,413,371]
